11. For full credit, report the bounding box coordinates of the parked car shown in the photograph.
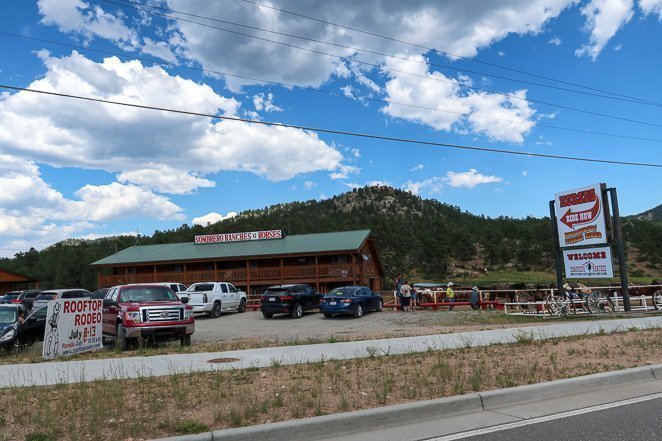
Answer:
[102,284,194,350]
[0,305,48,351]
[32,289,92,311]
[260,284,323,319]
[319,286,383,318]
[184,282,247,317]
[129,282,188,300]
[0,290,42,312]
[91,288,110,299]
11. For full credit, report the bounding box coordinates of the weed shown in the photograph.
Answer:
[338,397,350,412]
[468,368,483,391]
[273,394,285,408]
[25,435,54,441]
[366,346,378,358]
[328,335,338,344]
[175,421,209,435]
[513,330,535,344]
[270,358,282,369]
[229,408,243,427]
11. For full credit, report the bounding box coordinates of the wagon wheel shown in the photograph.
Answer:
[546,294,566,316]
[652,291,662,311]
[586,291,616,314]
[516,291,534,314]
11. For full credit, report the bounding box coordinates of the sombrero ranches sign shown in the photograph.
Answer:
[554,183,608,248]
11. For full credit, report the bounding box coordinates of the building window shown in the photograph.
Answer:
[127,267,136,274]
[171,264,183,272]
[297,257,312,265]
[248,260,258,268]
[332,255,348,264]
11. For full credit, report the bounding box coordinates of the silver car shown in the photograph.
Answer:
[31,289,92,311]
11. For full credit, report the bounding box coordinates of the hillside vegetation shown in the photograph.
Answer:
[1,186,660,290]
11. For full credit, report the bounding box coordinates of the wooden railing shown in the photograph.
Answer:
[99,263,355,287]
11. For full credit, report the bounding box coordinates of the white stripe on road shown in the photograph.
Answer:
[427,392,662,440]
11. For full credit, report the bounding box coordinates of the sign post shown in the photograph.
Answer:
[550,183,630,311]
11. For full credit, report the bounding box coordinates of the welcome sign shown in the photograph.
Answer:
[563,247,614,279]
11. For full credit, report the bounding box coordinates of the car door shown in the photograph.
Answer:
[18,306,49,343]
[226,284,240,309]
[102,288,119,335]
[364,288,377,310]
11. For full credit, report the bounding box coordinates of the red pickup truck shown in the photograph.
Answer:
[102,284,194,350]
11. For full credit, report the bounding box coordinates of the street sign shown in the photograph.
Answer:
[554,183,608,248]
[563,247,614,278]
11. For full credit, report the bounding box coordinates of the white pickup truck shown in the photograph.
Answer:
[184,282,247,318]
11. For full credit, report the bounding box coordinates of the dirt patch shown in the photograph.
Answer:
[2,327,662,441]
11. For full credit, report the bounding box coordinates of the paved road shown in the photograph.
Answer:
[316,378,662,441]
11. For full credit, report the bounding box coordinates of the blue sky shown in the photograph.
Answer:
[0,0,661,256]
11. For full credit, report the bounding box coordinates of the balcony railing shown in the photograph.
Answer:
[99,263,355,288]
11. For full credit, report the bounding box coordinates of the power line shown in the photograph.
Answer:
[98,0,662,130]
[4,31,662,144]
[99,0,662,107]
[100,0,661,108]
[1,83,660,168]
[233,0,652,104]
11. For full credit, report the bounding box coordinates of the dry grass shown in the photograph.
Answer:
[2,327,662,441]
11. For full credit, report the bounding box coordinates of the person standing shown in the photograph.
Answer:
[400,280,411,312]
[446,282,455,311]
[470,286,480,310]
[410,284,417,311]
[394,273,403,309]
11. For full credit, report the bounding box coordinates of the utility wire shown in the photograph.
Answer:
[234,0,651,104]
[99,0,662,130]
[1,83,660,168]
[4,31,662,144]
[103,0,661,108]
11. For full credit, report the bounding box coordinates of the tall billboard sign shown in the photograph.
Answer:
[554,183,608,248]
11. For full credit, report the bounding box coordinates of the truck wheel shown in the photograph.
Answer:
[238,299,247,313]
[180,334,191,347]
[291,303,303,319]
[116,323,128,351]
[262,312,273,319]
[210,301,222,318]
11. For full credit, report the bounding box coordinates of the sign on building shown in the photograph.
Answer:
[43,299,103,360]
[194,229,283,245]
[562,247,614,279]
[554,183,608,248]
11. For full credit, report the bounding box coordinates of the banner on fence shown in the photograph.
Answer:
[42,299,103,360]
[563,247,614,279]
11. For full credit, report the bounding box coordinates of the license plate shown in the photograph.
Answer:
[330,301,336,305]
[269,297,276,302]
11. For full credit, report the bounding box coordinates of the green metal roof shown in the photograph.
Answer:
[91,230,371,266]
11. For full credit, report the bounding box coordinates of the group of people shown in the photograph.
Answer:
[394,274,483,311]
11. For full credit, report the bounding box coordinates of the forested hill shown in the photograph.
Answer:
[630,204,662,224]
[1,186,660,290]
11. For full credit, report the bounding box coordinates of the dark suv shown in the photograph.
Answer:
[0,290,42,312]
[260,284,323,319]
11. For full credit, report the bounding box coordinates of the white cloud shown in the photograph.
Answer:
[381,55,536,143]
[304,181,316,190]
[37,0,139,49]
[117,165,216,195]
[445,169,502,188]
[640,0,662,18]
[159,0,577,90]
[253,92,283,113]
[329,164,360,180]
[141,37,179,63]
[0,51,347,185]
[191,211,238,226]
[522,170,528,177]
[548,36,562,45]
[410,164,425,171]
[403,177,444,195]
[576,0,634,60]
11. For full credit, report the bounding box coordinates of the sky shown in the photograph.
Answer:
[0,0,661,257]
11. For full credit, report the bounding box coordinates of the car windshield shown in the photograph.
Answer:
[121,287,176,302]
[35,293,57,301]
[328,288,356,297]
[264,288,288,295]
[2,294,20,301]
[0,309,17,324]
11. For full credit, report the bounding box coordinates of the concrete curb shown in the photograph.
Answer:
[151,364,662,441]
